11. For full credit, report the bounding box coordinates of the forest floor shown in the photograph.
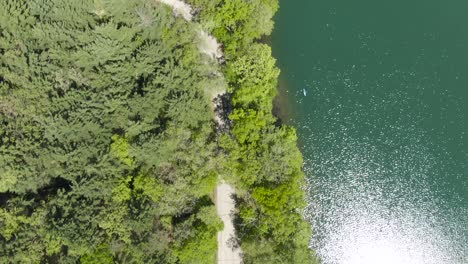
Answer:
[215,183,243,264]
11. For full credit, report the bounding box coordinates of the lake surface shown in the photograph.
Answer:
[271,1,468,263]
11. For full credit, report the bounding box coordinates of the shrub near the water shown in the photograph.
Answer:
[189,0,318,262]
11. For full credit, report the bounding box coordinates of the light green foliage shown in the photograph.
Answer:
[229,44,279,98]
[133,174,164,202]
[230,109,269,144]
[252,182,306,242]
[172,205,223,263]
[111,135,133,166]
[228,44,280,111]
[112,176,132,203]
[237,179,315,263]
[80,243,114,264]
[0,170,18,193]
[212,0,253,54]
[187,0,278,55]
[0,208,28,241]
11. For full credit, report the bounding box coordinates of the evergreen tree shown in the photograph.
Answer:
[0,0,222,262]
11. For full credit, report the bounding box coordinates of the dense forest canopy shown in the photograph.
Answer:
[0,0,223,262]
[0,0,317,263]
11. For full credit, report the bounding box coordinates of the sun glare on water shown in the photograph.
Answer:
[318,210,458,264]
[338,227,422,264]
[304,138,466,264]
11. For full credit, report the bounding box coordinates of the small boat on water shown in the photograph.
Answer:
[303,88,307,96]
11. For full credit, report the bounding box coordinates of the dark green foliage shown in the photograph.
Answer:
[0,0,221,262]
[80,243,114,264]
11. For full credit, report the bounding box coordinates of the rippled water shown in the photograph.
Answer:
[272,1,468,263]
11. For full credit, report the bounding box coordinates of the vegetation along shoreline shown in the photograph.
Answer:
[188,0,320,262]
[0,0,317,263]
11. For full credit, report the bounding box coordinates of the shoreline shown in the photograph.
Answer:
[161,0,316,262]
[272,76,296,126]
[157,0,242,262]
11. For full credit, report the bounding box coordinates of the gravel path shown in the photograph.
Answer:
[157,0,222,60]
[216,183,243,264]
[157,0,193,21]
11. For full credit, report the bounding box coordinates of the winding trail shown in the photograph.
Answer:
[156,1,241,263]
[156,0,222,60]
[157,0,193,21]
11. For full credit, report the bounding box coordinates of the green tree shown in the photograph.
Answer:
[0,0,222,262]
[228,43,280,111]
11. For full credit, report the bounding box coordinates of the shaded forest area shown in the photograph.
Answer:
[0,0,316,263]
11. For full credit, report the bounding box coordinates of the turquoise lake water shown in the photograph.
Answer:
[271,1,468,263]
